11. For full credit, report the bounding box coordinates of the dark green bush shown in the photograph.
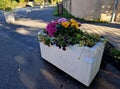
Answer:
[0,0,18,10]
[109,48,120,60]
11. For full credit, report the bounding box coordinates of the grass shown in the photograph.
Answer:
[53,7,74,18]
[104,42,120,60]
[109,48,120,60]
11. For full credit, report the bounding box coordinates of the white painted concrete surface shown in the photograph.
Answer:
[39,32,105,86]
[4,12,15,23]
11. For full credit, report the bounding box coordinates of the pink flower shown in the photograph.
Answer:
[46,21,57,36]
[58,18,67,23]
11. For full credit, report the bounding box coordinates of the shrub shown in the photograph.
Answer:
[109,48,120,60]
[0,0,18,11]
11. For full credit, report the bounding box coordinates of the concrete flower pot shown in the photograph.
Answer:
[26,7,32,13]
[4,12,15,23]
[40,6,44,9]
[38,32,105,86]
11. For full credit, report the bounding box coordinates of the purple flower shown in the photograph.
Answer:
[46,21,57,37]
[58,18,67,23]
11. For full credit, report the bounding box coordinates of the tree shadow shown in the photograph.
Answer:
[87,22,120,29]
[15,7,59,23]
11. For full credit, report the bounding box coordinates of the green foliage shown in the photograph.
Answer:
[0,0,6,10]
[52,0,62,2]
[34,0,44,5]
[39,28,101,50]
[38,30,51,46]
[19,0,26,2]
[0,0,18,11]
[34,0,43,3]
[11,1,18,8]
[79,32,100,47]
[54,7,74,18]
[109,48,120,60]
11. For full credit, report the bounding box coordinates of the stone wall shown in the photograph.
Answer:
[71,0,101,20]
[100,0,113,22]
[63,0,120,22]
[116,0,120,22]
[63,0,71,13]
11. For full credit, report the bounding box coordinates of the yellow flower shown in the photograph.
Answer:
[70,19,76,23]
[70,19,79,29]
[71,23,79,29]
[75,24,79,29]
[71,23,75,27]
[62,21,70,28]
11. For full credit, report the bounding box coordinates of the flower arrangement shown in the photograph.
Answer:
[38,18,103,50]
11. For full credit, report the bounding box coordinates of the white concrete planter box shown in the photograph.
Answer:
[4,12,15,23]
[26,7,32,13]
[40,6,44,9]
[38,33,105,87]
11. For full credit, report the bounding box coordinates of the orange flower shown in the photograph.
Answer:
[70,19,79,29]
[70,19,76,23]
[71,23,79,29]
[62,21,70,28]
